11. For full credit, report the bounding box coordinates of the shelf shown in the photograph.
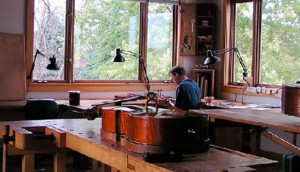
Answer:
[198,40,214,43]
[197,25,214,28]
[194,69,215,98]
[197,16,214,18]
[179,3,216,56]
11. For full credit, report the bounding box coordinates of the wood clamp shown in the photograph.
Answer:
[146,91,158,115]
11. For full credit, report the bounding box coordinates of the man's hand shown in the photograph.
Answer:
[157,99,171,107]
[157,98,187,116]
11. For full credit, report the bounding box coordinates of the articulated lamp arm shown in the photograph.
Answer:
[213,47,248,77]
[232,48,248,77]
[113,48,158,114]
[138,57,150,93]
[27,49,46,80]
[114,49,150,92]
[27,49,60,80]
[120,50,140,58]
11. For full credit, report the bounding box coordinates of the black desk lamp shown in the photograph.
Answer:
[204,47,251,104]
[204,47,248,78]
[113,48,157,114]
[46,55,59,71]
[113,48,150,92]
[27,49,59,80]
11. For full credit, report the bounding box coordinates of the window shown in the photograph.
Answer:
[225,0,300,86]
[30,0,178,84]
[234,1,253,83]
[73,0,140,80]
[147,3,174,80]
[260,0,300,85]
[33,0,66,81]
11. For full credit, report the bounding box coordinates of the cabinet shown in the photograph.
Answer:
[194,69,215,98]
[0,32,26,100]
[179,4,216,56]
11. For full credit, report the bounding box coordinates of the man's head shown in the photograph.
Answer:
[169,66,187,84]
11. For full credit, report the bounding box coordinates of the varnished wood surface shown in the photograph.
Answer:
[0,99,110,108]
[0,32,26,101]
[190,109,300,133]
[0,99,149,108]
[56,99,113,110]
[0,100,26,107]
[0,118,277,172]
[0,95,167,109]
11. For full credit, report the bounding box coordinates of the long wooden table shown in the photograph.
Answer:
[0,118,277,172]
[190,108,300,156]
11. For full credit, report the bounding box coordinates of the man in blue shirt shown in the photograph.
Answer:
[159,66,201,113]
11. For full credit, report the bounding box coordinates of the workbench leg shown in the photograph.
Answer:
[249,126,261,155]
[54,151,66,172]
[101,164,111,172]
[22,154,34,172]
[2,144,7,172]
[111,168,120,172]
[92,159,100,171]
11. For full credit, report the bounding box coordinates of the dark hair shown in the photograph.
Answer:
[169,66,186,76]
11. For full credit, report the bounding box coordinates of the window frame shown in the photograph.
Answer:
[26,0,178,92]
[222,0,281,95]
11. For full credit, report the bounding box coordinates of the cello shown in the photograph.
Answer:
[101,105,210,154]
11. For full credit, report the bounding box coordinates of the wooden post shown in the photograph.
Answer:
[2,125,12,172]
[22,154,34,172]
[54,151,66,172]
[249,126,261,155]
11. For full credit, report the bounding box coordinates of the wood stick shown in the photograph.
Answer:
[262,130,300,157]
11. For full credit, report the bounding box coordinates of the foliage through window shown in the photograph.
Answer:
[232,0,300,86]
[260,0,300,85]
[234,2,253,83]
[32,0,177,82]
[33,0,66,81]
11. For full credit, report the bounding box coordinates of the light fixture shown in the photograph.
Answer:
[46,55,59,70]
[204,47,248,77]
[204,47,251,104]
[113,48,150,92]
[203,50,221,66]
[113,48,157,114]
[113,48,125,62]
[27,49,59,80]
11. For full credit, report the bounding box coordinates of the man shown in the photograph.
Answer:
[159,66,201,114]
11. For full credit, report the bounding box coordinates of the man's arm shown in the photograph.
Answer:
[157,99,187,116]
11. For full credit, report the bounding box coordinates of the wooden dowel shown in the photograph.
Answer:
[2,125,9,172]
[262,130,300,157]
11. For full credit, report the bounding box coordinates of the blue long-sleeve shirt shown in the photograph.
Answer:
[175,79,201,110]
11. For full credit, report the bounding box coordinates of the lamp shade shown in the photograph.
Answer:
[203,50,221,65]
[46,56,59,70]
[113,48,125,62]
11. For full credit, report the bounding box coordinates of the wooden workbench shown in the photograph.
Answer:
[0,118,277,172]
[190,108,300,156]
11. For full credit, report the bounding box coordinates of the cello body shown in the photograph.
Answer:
[101,106,210,154]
